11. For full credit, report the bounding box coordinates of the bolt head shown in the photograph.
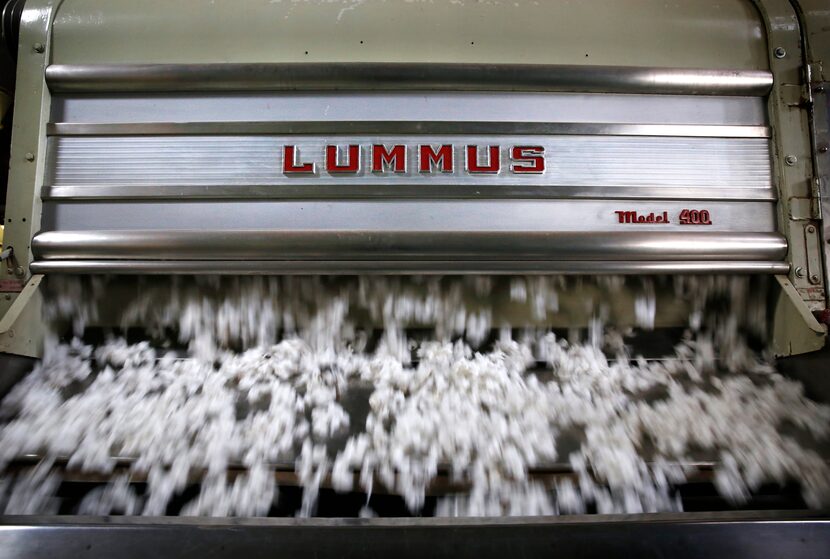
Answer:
[820,145,830,153]
[33,43,44,53]
[774,46,787,58]
[795,266,806,277]
[810,274,821,284]
[24,152,34,162]
[3,294,10,301]
[13,266,24,278]
[785,155,797,166]
[807,225,817,234]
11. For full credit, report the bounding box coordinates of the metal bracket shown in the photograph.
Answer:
[0,274,42,335]
[801,61,824,107]
[0,245,25,279]
[772,275,826,356]
[789,197,814,220]
[806,61,823,86]
[804,224,822,284]
[781,83,807,107]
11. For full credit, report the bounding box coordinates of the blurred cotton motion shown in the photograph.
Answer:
[0,275,827,517]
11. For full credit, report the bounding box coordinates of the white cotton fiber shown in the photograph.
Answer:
[0,275,828,518]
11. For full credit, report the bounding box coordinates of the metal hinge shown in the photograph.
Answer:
[0,274,42,334]
[0,246,25,278]
[807,62,824,84]
[805,63,818,105]
[781,83,808,108]
[788,196,819,220]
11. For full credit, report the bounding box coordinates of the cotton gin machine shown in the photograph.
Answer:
[0,1,829,558]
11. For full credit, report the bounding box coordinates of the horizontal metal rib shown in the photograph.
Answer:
[31,230,788,262]
[39,185,778,202]
[44,63,774,96]
[45,121,770,138]
[28,260,790,275]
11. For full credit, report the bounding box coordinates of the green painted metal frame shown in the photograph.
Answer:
[0,0,63,356]
[752,0,828,355]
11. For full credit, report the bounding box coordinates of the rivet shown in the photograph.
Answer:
[795,266,805,277]
[785,154,797,166]
[33,42,44,53]
[774,46,786,58]
[810,274,821,284]
[24,152,35,162]
[807,225,816,234]
[820,145,829,153]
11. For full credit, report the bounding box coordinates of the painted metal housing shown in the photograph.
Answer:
[0,0,826,357]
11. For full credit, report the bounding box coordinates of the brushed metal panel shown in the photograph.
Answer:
[44,64,774,96]
[31,230,787,262]
[40,200,777,233]
[46,135,772,190]
[51,92,769,126]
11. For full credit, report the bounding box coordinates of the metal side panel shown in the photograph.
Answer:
[756,0,826,314]
[0,0,61,358]
[48,0,769,69]
[0,512,828,559]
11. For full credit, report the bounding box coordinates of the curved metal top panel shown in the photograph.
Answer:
[44,64,774,96]
[49,0,769,69]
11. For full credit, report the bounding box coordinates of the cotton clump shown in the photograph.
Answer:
[0,274,827,517]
